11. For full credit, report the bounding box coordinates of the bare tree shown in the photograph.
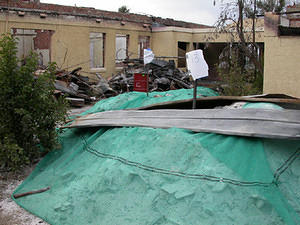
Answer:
[213,0,295,95]
[215,0,287,74]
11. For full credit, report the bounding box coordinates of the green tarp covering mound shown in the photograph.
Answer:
[13,88,300,225]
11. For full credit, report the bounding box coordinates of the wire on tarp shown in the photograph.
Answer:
[273,148,300,184]
[80,135,300,188]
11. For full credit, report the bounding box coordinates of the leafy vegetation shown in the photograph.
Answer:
[118,5,130,13]
[218,53,263,96]
[0,34,68,170]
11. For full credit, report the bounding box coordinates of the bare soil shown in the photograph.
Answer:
[0,165,49,225]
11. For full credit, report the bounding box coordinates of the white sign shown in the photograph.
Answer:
[186,49,208,80]
[144,48,155,65]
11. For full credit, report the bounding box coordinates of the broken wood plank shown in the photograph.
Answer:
[66,97,85,107]
[13,187,50,199]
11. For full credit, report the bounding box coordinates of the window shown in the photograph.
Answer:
[90,32,105,68]
[138,36,150,58]
[11,28,53,67]
[115,34,129,66]
[178,42,189,68]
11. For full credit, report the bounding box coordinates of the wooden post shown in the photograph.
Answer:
[13,187,50,199]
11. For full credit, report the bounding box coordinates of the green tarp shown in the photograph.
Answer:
[13,88,300,225]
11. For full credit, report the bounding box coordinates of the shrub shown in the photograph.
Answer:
[0,34,68,170]
[218,54,263,96]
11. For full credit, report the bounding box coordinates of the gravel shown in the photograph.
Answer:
[0,166,49,225]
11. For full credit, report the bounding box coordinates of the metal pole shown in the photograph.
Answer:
[147,71,149,97]
[145,64,149,97]
[192,79,197,109]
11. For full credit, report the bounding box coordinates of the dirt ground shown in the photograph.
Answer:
[0,165,49,225]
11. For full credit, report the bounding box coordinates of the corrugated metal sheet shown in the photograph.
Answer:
[65,108,300,140]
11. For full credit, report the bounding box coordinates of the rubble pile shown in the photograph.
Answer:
[54,67,97,107]
[108,59,192,94]
[53,59,193,107]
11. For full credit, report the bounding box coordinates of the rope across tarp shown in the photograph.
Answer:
[81,135,300,188]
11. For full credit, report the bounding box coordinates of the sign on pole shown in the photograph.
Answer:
[186,49,208,80]
[186,49,209,109]
[144,48,155,65]
[143,48,154,96]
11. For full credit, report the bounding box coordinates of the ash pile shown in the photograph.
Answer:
[108,58,192,94]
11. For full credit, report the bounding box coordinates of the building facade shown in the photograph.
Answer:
[0,0,299,97]
[0,0,209,81]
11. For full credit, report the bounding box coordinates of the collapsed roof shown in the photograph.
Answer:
[0,0,211,28]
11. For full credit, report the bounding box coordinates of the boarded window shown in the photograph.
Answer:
[116,34,129,65]
[138,36,150,58]
[178,42,188,68]
[11,28,53,67]
[90,33,105,68]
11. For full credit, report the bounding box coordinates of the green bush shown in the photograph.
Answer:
[218,54,263,96]
[0,34,68,170]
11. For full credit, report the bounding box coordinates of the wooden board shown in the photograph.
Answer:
[65,109,300,140]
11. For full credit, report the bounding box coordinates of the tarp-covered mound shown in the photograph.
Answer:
[13,88,300,225]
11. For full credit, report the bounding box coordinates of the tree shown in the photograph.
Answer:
[216,0,287,72]
[214,0,284,95]
[118,5,130,13]
[256,0,286,14]
[0,34,68,170]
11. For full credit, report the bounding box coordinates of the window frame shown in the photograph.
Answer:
[90,32,105,69]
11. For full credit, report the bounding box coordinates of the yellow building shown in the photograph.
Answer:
[1,1,300,97]
[263,11,300,97]
[0,0,209,82]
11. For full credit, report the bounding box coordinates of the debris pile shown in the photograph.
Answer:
[54,59,192,107]
[54,67,94,107]
[108,58,192,94]
[54,67,116,107]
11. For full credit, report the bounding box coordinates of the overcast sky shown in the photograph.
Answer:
[40,0,222,26]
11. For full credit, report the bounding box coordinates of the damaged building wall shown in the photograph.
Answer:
[151,27,194,68]
[263,12,300,97]
[192,23,265,44]
[175,31,193,68]
[0,10,152,80]
[0,2,275,90]
[11,28,53,66]
[152,30,177,61]
[151,24,265,81]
